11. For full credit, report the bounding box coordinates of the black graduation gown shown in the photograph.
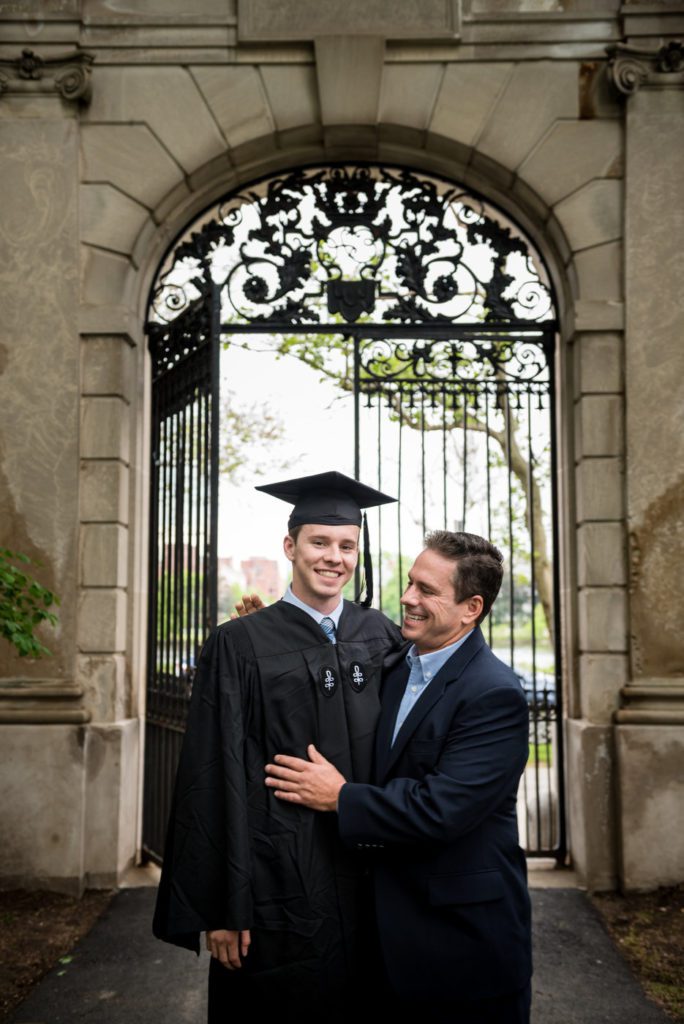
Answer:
[153,599,403,1018]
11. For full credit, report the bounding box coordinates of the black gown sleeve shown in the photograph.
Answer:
[153,624,254,951]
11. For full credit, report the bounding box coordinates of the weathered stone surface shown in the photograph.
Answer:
[191,65,274,148]
[577,523,626,587]
[578,653,628,725]
[81,524,128,588]
[574,241,622,303]
[629,477,684,679]
[260,65,319,132]
[77,654,127,722]
[624,89,684,682]
[477,61,578,170]
[429,62,513,148]
[554,179,622,253]
[519,120,622,206]
[0,117,80,682]
[315,36,385,125]
[83,719,139,885]
[578,588,628,653]
[576,457,624,522]
[80,184,151,258]
[81,125,182,212]
[379,64,443,130]
[81,397,130,462]
[565,719,617,890]
[574,299,624,332]
[574,332,623,396]
[617,725,684,889]
[81,336,134,399]
[575,395,623,458]
[239,0,460,40]
[77,589,127,654]
[83,67,226,176]
[0,725,86,894]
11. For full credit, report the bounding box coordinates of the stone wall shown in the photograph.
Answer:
[0,0,682,893]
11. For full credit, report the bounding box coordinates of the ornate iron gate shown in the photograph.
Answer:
[144,165,564,862]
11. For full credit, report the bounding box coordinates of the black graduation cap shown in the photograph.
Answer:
[255,470,396,607]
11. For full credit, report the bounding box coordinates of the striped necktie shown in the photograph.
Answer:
[319,616,336,644]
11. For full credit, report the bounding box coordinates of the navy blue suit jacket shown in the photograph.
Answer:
[337,626,532,1003]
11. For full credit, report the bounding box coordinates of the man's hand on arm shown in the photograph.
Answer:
[265,744,346,811]
[205,928,251,970]
[230,593,265,620]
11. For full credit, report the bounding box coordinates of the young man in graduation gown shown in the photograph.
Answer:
[265,531,532,1024]
[152,471,403,1022]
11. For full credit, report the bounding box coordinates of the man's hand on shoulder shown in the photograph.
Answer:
[265,744,346,811]
[205,928,251,969]
[230,594,265,620]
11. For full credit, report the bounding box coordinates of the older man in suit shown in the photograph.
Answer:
[266,530,532,1024]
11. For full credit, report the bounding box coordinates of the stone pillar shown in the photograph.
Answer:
[0,49,139,892]
[608,40,684,889]
[0,51,92,893]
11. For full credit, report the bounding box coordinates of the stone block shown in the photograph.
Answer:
[315,36,385,126]
[565,719,617,890]
[81,123,181,209]
[577,523,626,588]
[379,64,443,131]
[576,457,624,522]
[575,395,623,458]
[84,719,139,885]
[519,120,623,207]
[81,524,128,588]
[477,61,578,171]
[544,212,572,269]
[80,245,132,308]
[77,588,127,653]
[84,66,226,176]
[0,725,86,894]
[81,336,134,399]
[80,461,129,523]
[554,180,622,253]
[578,653,628,725]
[81,397,130,462]
[578,588,628,653]
[260,65,319,132]
[574,241,622,303]
[574,332,623,397]
[429,62,513,148]
[77,654,127,723]
[80,184,150,258]
[190,65,274,149]
[617,724,684,889]
[83,0,229,20]
[574,300,624,333]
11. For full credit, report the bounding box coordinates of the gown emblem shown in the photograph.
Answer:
[349,662,367,692]
[319,666,338,698]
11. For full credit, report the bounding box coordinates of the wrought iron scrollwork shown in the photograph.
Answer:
[149,165,555,333]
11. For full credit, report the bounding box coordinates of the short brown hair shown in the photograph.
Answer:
[424,530,504,624]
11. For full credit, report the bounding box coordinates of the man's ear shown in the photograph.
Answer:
[283,533,296,563]
[464,594,484,626]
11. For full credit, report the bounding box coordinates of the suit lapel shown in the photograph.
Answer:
[378,627,486,782]
[374,658,408,782]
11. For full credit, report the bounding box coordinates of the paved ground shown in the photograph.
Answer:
[9,886,670,1024]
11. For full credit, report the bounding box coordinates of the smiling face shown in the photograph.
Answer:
[400,547,483,654]
[284,523,359,613]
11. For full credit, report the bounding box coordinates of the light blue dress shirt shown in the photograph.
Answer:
[281,585,343,643]
[391,630,474,745]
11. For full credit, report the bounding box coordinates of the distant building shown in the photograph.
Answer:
[241,557,282,600]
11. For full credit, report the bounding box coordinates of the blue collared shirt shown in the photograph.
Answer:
[281,585,343,642]
[391,630,474,745]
